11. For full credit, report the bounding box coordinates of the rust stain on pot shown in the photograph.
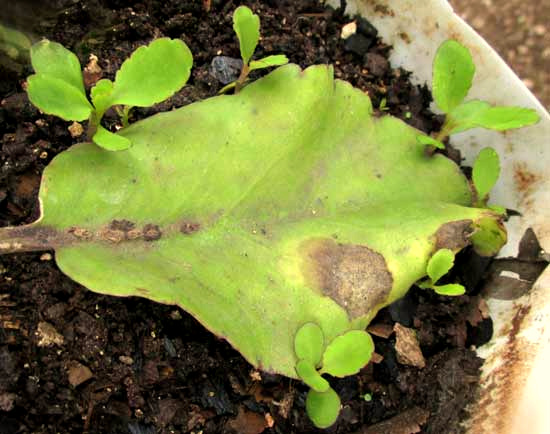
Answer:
[513,162,541,199]
[301,238,393,319]
[433,219,473,251]
[470,305,533,434]
[365,0,395,17]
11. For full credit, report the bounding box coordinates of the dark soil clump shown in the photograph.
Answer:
[0,1,521,433]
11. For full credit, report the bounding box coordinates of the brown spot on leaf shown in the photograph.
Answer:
[302,239,393,319]
[126,229,143,240]
[180,221,201,235]
[136,288,149,295]
[143,224,162,241]
[100,229,126,243]
[68,227,93,240]
[109,219,135,232]
[433,219,473,251]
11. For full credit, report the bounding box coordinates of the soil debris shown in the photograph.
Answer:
[358,406,430,434]
[226,407,268,434]
[67,361,93,387]
[36,321,64,347]
[0,392,16,412]
[394,323,426,368]
[68,121,84,138]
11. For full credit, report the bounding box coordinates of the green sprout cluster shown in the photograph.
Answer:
[294,323,374,428]
[418,249,465,296]
[27,37,192,150]
[417,40,538,150]
[0,24,31,60]
[220,5,288,93]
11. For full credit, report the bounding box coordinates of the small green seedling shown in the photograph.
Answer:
[306,387,341,429]
[294,323,374,428]
[220,6,288,93]
[27,38,192,151]
[472,147,501,207]
[378,97,389,111]
[417,40,539,150]
[0,24,31,60]
[418,248,465,296]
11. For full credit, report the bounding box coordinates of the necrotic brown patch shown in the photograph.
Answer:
[433,219,473,251]
[302,239,393,319]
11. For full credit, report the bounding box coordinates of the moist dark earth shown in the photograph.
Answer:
[0,1,535,433]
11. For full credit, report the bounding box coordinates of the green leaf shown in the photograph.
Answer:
[447,100,539,134]
[8,65,502,378]
[91,79,114,114]
[306,387,341,429]
[92,125,132,151]
[473,147,500,203]
[433,283,465,296]
[30,39,86,94]
[27,74,92,121]
[109,38,192,107]
[433,40,475,113]
[488,205,507,215]
[0,24,31,58]
[249,55,289,71]
[426,248,454,284]
[471,216,507,257]
[472,106,539,131]
[294,322,324,366]
[295,360,329,392]
[416,134,445,150]
[233,6,260,64]
[321,330,374,377]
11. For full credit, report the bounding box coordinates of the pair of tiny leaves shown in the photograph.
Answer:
[27,38,192,151]
[294,323,374,388]
[233,6,288,71]
[295,323,374,428]
[0,24,31,59]
[419,248,465,296]
[417,39,539,150]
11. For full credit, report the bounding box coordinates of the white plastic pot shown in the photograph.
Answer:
[326,1,550,432]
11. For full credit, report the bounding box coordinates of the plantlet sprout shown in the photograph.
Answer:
[472,147,501,207]
[27,38,192,151]
[418,248,466,296]
[306,387,341,429]
[294,325,374,427]
[220,5,288,93]
[0,24,31,60]
[417,39,539,150]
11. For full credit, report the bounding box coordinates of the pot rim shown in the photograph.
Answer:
[328,1,550,433]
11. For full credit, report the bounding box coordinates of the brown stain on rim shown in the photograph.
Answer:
[513,162,541,198]
[470,305,532,434]
[301,238,393,319]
